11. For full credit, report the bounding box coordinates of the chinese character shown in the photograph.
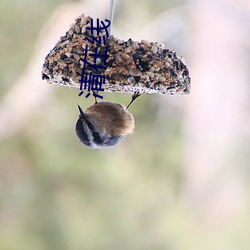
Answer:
[79,18,110,100]
[85,19,110,45]
[86,18,110,37]
[79,72,105,99]
[80,45,108,73]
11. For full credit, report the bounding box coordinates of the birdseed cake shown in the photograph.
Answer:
[42,14,190,95]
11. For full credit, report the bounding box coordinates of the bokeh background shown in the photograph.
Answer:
[1,0,250,249]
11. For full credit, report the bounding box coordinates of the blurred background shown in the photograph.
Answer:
[1,0,250,249]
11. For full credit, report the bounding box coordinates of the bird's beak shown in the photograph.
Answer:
[77,105,86,119]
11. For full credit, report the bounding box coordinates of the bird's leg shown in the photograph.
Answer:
[126,91,141,110]
[92,90,98,104]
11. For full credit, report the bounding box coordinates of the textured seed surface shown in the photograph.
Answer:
[42,14,191,95]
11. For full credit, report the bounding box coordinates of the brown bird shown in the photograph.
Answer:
[76,101,136,149]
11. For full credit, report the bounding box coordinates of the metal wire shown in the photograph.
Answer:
[108,0,115,34]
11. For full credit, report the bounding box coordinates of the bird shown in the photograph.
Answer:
[75,92,140,149]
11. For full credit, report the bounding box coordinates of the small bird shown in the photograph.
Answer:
[76,100,136,149]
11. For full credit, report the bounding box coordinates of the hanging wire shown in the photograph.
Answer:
[108,0,115,35]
